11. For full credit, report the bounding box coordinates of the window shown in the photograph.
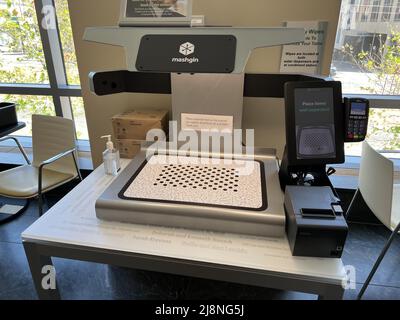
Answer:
[395,0,400,20]
[0,0,48,84]
[0,0,87,145]
[0,94,55,136]
[333,0,400,159]
[382,0,393,21]
[360,0,371,21]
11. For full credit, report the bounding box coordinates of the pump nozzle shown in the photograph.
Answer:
[101,135,114,151]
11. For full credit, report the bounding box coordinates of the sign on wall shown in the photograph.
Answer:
[120,0,193,26]
[280,21,327,75]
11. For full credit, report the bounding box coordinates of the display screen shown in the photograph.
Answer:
[294,88,336,160]
[351,102,367,116]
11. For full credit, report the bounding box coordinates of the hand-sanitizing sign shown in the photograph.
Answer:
[280,21,327,75]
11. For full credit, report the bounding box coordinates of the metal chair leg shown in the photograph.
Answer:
[358,221,400,300]
[72,152,83,181]
[38,193,43,217]
[38,168,44,217]
[345,189,360,219]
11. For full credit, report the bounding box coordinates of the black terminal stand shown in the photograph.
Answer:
[279,146,340,199]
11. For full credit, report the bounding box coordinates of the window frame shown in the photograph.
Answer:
[0,0,85,149]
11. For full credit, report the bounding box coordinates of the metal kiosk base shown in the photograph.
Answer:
[96,146,286,237]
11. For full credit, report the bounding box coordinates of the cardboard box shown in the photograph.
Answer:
[112,109,169,140]
[116,139,142,159]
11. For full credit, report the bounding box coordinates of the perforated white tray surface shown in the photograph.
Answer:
[122,155,265,210]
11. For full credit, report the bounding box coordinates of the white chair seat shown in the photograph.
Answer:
[0,165,75,198]
[356,142,400,299]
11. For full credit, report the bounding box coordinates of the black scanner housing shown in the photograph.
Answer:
[284,186,348,258]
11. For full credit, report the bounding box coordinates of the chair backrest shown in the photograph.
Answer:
[359,141,394,230]
[31,115,78,177]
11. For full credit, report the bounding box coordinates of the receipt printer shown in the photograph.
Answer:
[284,186,348,258]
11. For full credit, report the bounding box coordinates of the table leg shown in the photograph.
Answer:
[23,242,61,300]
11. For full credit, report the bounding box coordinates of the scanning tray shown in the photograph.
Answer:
[96,146,285,237]
[120,155,267,211]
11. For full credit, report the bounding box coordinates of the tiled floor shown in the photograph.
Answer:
[0,195,399,300]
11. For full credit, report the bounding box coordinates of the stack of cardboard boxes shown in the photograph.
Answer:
[112,109,169,159]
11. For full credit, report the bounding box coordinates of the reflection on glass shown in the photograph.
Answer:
[54,0,80,86]
[0,94,55,136]
[345,108,400,158]
[332,0,400,96]
[0,0,49,84]
[70,97,88,140]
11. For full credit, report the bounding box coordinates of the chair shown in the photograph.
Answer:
[0,115,82,221]
[346,141,400,299]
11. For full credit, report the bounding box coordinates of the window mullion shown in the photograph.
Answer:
[34,0,71,117]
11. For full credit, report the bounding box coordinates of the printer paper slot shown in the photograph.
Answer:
[300,208,336,219]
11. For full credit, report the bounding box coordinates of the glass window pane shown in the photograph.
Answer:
[0,0,49,84]
[0,94,55,136]
[70,97,88,140]
[396,1,400,20]
[54,0,80,86]
[345,108,400,158]
[332,0,400,95]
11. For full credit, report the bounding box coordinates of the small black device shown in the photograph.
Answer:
[284,81,345,166]
[284,186,348,258]
[0,103,18,129]
[344,97,369,142]
[279,81,345,191]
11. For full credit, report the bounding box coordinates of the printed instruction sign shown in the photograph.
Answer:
[181,113,233,133]
[280,21,327,75]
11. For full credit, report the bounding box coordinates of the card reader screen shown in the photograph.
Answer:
[351,102,367,116]
[294,88,336,160]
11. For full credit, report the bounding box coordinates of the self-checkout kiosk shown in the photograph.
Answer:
[83,6,368,257]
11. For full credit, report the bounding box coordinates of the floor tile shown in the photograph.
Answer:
[0,242,37,300]
[343,224,400,288]
[0,213,38,244]
[1,196,400,300]
[344,283,400,300]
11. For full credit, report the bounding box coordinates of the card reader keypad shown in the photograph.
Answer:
[347,116,368,140]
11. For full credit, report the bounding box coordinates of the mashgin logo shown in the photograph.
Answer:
[172,42,199,64]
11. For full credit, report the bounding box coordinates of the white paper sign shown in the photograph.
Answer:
[280,21,327,75]
[181,113,233,132]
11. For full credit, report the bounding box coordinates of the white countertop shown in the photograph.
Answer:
[22,159,346,283]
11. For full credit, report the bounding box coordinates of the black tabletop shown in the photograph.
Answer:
[0,122,26,138]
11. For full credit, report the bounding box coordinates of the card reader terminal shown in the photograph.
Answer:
[344,97,369,142]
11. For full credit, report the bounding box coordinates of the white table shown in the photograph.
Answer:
[22,159,346,300]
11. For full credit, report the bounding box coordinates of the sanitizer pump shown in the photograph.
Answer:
[101,135,120,176]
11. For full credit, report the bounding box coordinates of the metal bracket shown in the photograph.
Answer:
[89,71,325,97]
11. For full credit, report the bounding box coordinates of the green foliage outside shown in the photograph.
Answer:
[0,0,86,138]
[344,31,400,151]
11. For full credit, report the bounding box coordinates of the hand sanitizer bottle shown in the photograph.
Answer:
[101,135,120,176]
